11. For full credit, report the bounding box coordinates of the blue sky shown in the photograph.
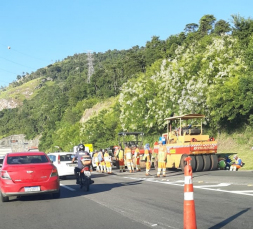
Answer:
[0,0,252,87]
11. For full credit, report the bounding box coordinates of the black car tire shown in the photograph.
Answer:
[1,192,9,202]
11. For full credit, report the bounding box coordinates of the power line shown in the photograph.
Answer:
[0,56,36,70]
[0,67,18,76]
[0,43,49,62]
[11,48,49,62]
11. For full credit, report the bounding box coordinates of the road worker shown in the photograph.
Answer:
[230,155,244,171]
[125,144,135,173]
[99,149,106,173]
[157,141,167,177]
[93,150,100,172]
[134,145,141,171]
[115,145,125,172]
[143,143,151,176]
[104,149,112,174]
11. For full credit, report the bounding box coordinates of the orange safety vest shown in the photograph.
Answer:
[134,148,140,158]
[104,152,111,162]
[94,152,98,163]
[158,146,167,162]
[116,149,124,160]
[125,147,132,160]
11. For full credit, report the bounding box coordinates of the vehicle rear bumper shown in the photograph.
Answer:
[0,178,60,197]
[2,188,59,197]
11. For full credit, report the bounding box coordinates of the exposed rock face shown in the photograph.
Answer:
[0,134,40,153]
[80,98,116,123]
[0,98,18,111]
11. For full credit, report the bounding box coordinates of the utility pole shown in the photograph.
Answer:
[86,51,94,83]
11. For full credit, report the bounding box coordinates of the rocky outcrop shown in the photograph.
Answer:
[0,134,40,153]
[0,98,19,111]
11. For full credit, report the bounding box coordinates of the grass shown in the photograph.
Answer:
[0,79,55,107]
[80,97,117,123]
[0,79,41,102]
[217,132,253,170]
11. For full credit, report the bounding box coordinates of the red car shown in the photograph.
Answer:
[0,152,60,202]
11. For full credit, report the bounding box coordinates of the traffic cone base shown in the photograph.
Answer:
[183,156,197,229]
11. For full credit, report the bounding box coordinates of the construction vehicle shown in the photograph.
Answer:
[73,144,94,154]
[155,114,218,172]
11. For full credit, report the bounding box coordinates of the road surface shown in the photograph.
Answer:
[0,168,252,229]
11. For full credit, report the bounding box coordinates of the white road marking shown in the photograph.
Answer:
[123,177,253,197]
[194,183,231,188]
[60,184,76,191]
[174,180,184,183]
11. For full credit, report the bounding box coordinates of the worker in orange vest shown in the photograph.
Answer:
[156,141,167,177]
[134,145,141,171]
[125,144,135,173]
[104,149,112,174]
[143,143,151,176]
[115,145,125,172]
[93,150,100,172]
[99,149,106,173]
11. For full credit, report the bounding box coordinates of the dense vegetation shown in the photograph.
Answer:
[0,14,253,154]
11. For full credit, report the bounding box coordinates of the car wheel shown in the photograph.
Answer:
[1,192,9,202]
[52,190,60,199]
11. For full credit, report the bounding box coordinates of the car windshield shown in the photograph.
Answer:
[7,155,49,164]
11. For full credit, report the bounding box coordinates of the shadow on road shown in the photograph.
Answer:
[209,207,251,229]
[60,179,143,197]
[6,178,143,202]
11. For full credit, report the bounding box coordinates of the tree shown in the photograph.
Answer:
[16,75,21,80]
[198,14,216,35]
[145,36,166,66]
[214,20,231,35]
[231,14,253,46]
[184,23,199,33]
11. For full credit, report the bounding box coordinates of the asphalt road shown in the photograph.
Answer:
[0,168,253,229]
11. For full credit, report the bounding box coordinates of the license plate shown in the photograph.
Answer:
[24,186,40,192]
[68,164,77,167]
[84,171,91,177]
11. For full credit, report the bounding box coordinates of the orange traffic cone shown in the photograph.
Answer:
[184,156,197,229]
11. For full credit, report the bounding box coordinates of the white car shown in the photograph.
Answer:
[0,155,4,168]
[47,152,77,179]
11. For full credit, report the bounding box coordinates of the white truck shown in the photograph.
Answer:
[0,147,12,167]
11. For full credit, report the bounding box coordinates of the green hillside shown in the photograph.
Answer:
[0,14,253,169]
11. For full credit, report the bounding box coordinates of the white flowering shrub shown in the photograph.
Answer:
[119,35,247,133]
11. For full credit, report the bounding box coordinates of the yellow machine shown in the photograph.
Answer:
[73,144,94,153]
[156,114,218,171]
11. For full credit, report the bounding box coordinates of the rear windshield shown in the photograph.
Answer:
[59,154,74,161]
[7,155,49,164]
[48,155,56,162]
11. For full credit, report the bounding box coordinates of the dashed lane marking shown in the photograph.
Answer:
[60,184,76,191]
